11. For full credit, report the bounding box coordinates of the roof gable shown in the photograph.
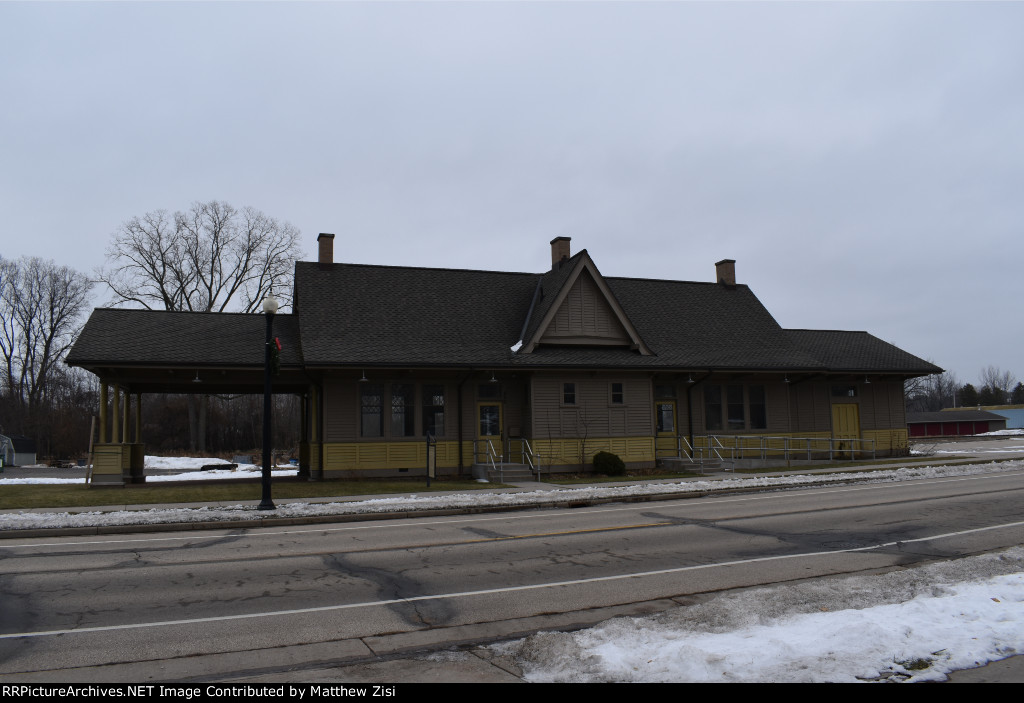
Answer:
[520,251,652,355]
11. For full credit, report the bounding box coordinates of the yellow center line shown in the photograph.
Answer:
[462,521,673,543]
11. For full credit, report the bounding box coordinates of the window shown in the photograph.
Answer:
[654,384,675,399]
[656,402,675,433]
[704,384,767,431]
[479,404,500,436]
[423,384,445,437]
[360,384,383,437]
[563,382,576,405]
[831,385,857,398]
[727,385,745,430]
[611,382,624,404]
[391,384,415,437]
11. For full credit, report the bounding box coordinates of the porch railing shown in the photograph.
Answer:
[474,439,502,481]
[657,434,878,466]
[506,438,539,480]
[701,435,877,462]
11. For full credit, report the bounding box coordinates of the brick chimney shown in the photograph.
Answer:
[715,259,736,287]
[318,233,335,264]
[551,236,571,270]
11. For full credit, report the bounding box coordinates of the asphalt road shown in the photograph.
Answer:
[1,467,1022,682]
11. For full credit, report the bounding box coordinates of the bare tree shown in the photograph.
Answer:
[96,201,302,451]
[97,200,302,314]
[978,365,1017,405]
[0,255,93,442]
[905,368,959,413]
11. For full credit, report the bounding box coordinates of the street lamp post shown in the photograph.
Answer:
[258,292,279,511]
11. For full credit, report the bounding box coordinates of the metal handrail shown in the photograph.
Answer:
[710,436,728,469]
[507,438,539,480]
[679,436,696,464]
[474,439,500,481]
[700,435,878,462]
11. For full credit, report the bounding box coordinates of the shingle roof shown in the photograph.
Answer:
[69,257,939,376]
[67,308,303,368]
[294,262,537,367]
[786,330,940,374]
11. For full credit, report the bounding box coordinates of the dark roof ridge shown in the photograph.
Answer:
[786,328,869,334]
[297,260,540,278]
[607,274,750,288]
[91,307,296,317]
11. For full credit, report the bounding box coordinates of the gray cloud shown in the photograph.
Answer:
[1,1,1021,381]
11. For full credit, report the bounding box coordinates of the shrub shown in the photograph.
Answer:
[593,451,626,476]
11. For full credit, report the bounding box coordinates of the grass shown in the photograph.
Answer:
[898,657,933,671]
[730,454,971,474]
[547,470,704,484]
[2,455,1016,511]
[0,477,503,511]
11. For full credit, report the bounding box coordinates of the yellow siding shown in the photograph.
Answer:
[90,443,131,484]
[531,436,655,467]
[863,429,908,452]
[324,441,474,471]
[322,429,910,472]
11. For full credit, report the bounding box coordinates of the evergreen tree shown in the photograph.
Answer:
[959,383,979,407]
[977,385,1002,406]
[1011,382,1024,405]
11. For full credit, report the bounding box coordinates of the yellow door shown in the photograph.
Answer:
[477,402,503,461]
[831,403,861,457]
[655,401,678,457]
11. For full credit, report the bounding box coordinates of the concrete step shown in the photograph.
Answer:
[472,462,537,483]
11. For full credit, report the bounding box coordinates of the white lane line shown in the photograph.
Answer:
[4,469,1022,550]
[3,519,1023,640]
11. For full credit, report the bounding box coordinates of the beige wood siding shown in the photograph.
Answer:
[503,380,527,437]
[811,381,836,431]
[530,374,652,439]
[323,378,356,442]
[765,382,790,433]
[861,380,899,431]
[860,382,877,429]
[889,379,906,427]
[540,270,631,345]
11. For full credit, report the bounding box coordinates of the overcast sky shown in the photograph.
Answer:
[2,1,1021,384]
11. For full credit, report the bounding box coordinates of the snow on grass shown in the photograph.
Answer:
[0,459,1021,531]
[932,443,1024,454]
[0,457,297,486]
[494,548,1024,683]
